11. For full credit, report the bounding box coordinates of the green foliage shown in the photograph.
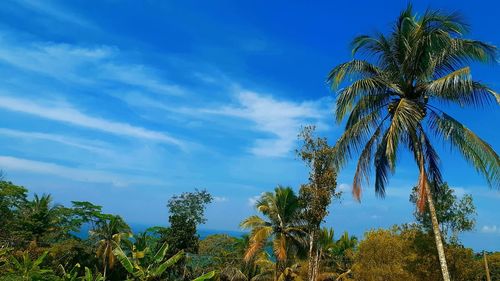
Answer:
[113,239,184,281]
[58,263,80,281]
[191,270,216,281]
[0,181,28,245]
[351,226,486,281]
[162,189,213,256]
[297,126,339,228]
[352,229,417,281]
[409,182,476,242]
[89,215,131,279]
[241,186,305,276]
[0,178,496,281]
[6,251,53,281]
[196,234,242,271]
[80,267,104,281]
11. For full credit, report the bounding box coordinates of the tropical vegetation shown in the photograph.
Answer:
[1,4,498,281]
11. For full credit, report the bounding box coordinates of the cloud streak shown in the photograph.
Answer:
[203,90,333,157]
[0,155,159,187]
[0,95,184,147]
[0,38,184,96]
[0,128,109,154]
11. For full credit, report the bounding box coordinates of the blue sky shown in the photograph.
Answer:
[0,0,498,251]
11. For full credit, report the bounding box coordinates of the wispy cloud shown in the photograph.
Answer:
[0,128,109,154]
[102,64,185,96]
[13,0,94,28]
[203,90,333,157]
[0,38,184,96]
[214,196,228,203]
[248,193,265,207]
[481,225,500,234]
[0,95,184,147]
[0,155,159,187]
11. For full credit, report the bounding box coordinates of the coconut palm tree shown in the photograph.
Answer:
[327,4,499,281]
[240,186,305,279]
[18,194,62,245]
[89,215,131,279]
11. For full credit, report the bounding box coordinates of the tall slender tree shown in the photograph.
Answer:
[327,4,499,281]
[296,126,338,281]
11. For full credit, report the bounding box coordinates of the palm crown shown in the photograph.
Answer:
[240,186,304,263]
[327,5,499,204]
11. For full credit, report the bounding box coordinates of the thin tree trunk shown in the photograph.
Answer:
[307,230,316,281]
[313,248,321,281]
[425,182,451,281]
[483,251,491,281]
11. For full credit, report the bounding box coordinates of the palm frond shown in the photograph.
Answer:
[327,59,381,90]
[426,67,498,106]
[385,99,425,168]
[332,109,383,170]
[352,121,385,200]
[272,234,287,261]
[428,111,500,187]
[334,77,393,123]
[244,226,272,261]
[374,131,391,197]
[240,216,267,229]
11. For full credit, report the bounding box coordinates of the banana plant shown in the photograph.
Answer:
[192,270,216,281]
[0,247,11,271]
[59,263,81,281]
[113,241,184,281]
[8,251,52,281]
[80,267,105,281]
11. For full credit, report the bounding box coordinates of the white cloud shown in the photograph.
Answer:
[102,64,185,96]
[0,95,184,147]
[214,196,228,203]
[481,225,500,234]
[248,192,265,207]
[0,155,159,187]
[0,128,109,154]
[338,183,351,192]
[204,90,333,157]
[0,38,183,96]
[13,0,94,28]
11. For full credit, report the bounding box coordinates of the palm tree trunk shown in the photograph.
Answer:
[483,251,491,281]
[425,182,451,281]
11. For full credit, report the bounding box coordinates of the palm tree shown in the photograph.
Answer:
[240,186,305,279]
[313,228,335,277]
[327,4,499,281]
[18,194,62,245]
[89,215,131,279]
